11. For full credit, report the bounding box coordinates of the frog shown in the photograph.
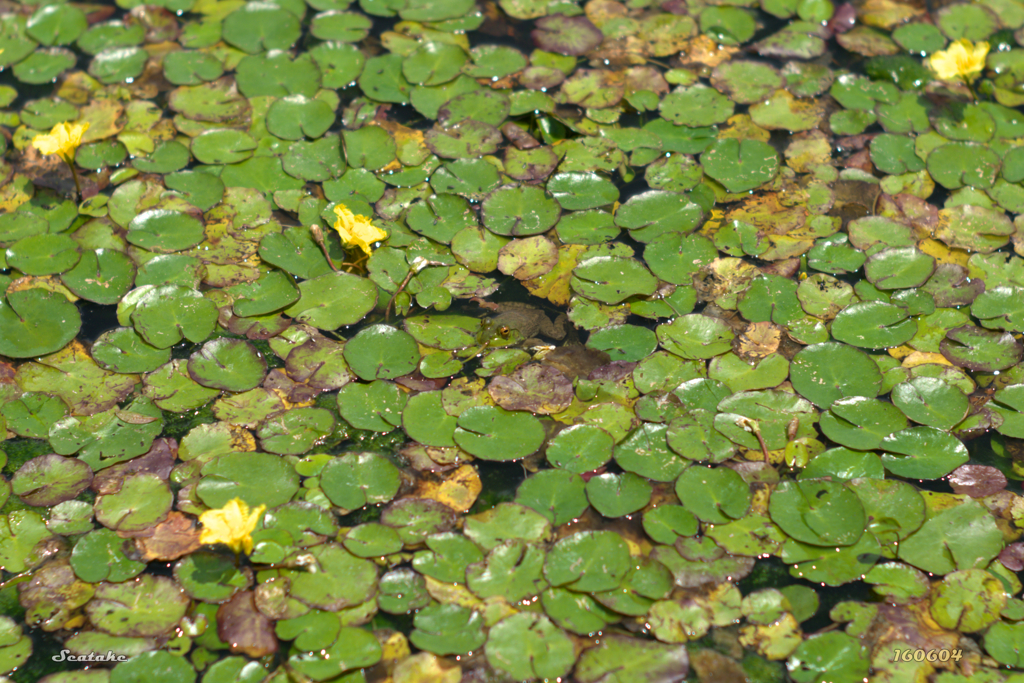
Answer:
[474,301,571,347]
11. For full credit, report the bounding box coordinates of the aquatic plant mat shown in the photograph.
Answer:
[5,0,1024,680]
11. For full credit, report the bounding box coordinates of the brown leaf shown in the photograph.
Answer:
[736,322,781,360]
[18,558,95,632]
[401,443,466,473]
[489,363,574,414]
[689,649,748,683]
[264,368,321,404]
[948,464,1008,498]
[395,371,448,392]
[217,591,278,658]
[91,438,177,495]
[588,360,636,382]
[131,511,202,562]
[413,464,482,513]
[999,542,1024,572]
[869,602,959,669]
[541,345,611,380]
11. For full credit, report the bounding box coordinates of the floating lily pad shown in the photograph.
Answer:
[0,289,81,359]
[831,302,917,349]
[454,406,545,461]
[532,14,604,56]
[701,138,779,193]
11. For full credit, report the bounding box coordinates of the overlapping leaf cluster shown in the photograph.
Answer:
[5,0,1024,680]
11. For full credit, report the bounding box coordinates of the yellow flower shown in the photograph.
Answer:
[198,498,265,555]
[927,38,989,82]
[31,121,90,165]
[332,203,388,256]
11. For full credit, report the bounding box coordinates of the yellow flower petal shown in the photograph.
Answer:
[198,497,265,555]
[332,202,387,256]
[31,121,89,164]
[927,38,989,83]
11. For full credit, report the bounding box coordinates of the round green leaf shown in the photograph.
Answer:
[675,466,751,524]
[544,530,631,593]
[486,613,574,680]
[586,472,653,518]
[880,426,969,479]
[344,324,420,380]
[454,406,545,461]
[770,479,866,547]
[0,289,81,359]
[187,338,267,392]
[831,301,917,349]
[701,138,780,193]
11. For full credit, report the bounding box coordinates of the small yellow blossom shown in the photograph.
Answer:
[31,121,90,165]
[927,38,989,83]
[198,497,265,555]
[332,203,387,256]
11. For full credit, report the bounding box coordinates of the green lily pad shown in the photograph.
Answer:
[11,453,90,507]
[586,472,653,518]
[288,624,381,679]
[198,451,299,509]
[378,568,431,613]
[266,95,335,140]
[614,190,704,242]
[941,324,1023,371]
[657,314,734,360]
[482,185,560,236]
[425,121,502,159]
[701,7,757,45]
[311,10,373,42]
[188,338,267,392]
[344,324,420,380]
[131,285,218,348]
[572,256,658,304]
[127,209,205,253]
[70,528,146,583]
[675,466,751,524]
[770,480,865,546]
[310,41,365,88]
[454,406,545,461]
[715,389,818,450]
[547,172,619,210]
[403,41,467,86]
[936,204,1014,253]
[701,138,780,193]
[1,393,67,439]
[284,271,378,330]
[544,530,631,593]
[258,407,335,455]
[879,426,969,479]
[575,635,690,683]
[546,424,614,473]
[6,233,80,275]
[410,603,485,656]
[321,452,401,511]
[660,84,734,127]
[897,498,1003,575]
[890,377,969,429]
[928,143,1001,190]
[788,632,870,683]
[85,575,190,637]
[222,2,301,53]
[516,469,588,525]
[26,4,86,46]
[831,301,917,349]
[486,613,574,680]
[0,288,81,359]
[819,396,907,450]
